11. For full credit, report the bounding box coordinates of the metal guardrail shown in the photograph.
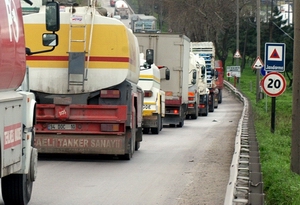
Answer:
[223,81,265,205]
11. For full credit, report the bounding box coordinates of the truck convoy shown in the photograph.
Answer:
[0,0,59,204]
[138,50,168,134]
[136,33,189,127]
[23,1,143,160]
[190,42,219,112]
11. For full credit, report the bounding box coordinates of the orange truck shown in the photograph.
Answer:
[215,60,224,104]
[23,1,143,160]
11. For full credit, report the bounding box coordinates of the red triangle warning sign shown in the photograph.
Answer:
[270,49,280,59]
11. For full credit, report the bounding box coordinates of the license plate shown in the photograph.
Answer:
[48,124,76,130]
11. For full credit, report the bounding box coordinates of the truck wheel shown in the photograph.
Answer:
[209,94,214,112]
[152,114,161,134]
[159,117,163,131]
[214,97,218,108]
[135,141,140,151]
[218,90,223,104]
[143,128,150,134]
[122,138,133,160]
[152,128,159,134]
[2,173,32,205]
[177,120,184,127]
[191,106,198,119]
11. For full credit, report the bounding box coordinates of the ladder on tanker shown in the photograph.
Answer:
[67,2,96,92]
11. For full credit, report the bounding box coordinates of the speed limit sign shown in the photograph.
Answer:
[261,72,286,97]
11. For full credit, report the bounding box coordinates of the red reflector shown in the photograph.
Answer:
[188,97,194,101]
[100,90,120,98]
[144,91,153,97]
[101,124,119,132]
[199,104,205,108]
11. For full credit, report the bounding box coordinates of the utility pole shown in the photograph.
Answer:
[256,0,261,103]
[236,0,239,67]
[291,0,300,174]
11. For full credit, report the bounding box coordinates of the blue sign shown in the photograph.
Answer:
[260,66,267,76]
[264,43,286,72]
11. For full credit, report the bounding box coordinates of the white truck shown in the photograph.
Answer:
[190,42,219,112]
[0,0,59,204]
[195,55,210,116]
[186,52,200,119]
[130,14,159,33]
[138,50,169,134]
[136,34,189,127]
[114,0,129,19]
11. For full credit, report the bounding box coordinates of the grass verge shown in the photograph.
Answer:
[228,67,300,205]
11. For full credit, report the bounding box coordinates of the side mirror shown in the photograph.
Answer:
[191,79,196,84]
[46,1,60,32]
[215,70,219,79]
[146,49,154,65]
[211,69,215,77]
[165,68,170,80]
[42,33,58,46]
[192,70,197,80]
[201,66,205,78]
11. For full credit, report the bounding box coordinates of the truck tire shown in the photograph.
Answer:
[135,141,140,151]
[218,90,223,104]
[2,173,32,205]
[209,94,214,112]
[151,114,161,134]
[122,138,133,160]
[214,96,218,108]
[143,128,150,134]
[202,104,209,116]
[191,105,198,119]
[177,119,184,127]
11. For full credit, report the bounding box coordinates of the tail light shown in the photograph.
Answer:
[199,104,205,108]
[100,90,120,98]
[144,90,153,97]
[166,108,179,114]
[188,103,194,108]
[101,124,123,132]
[165,91,173,96]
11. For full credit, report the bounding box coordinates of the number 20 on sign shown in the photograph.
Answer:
[260,72,286,97]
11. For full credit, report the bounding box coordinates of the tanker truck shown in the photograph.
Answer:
[138,49,169,134]
[135,33,189,127]
[0,0,59,204]
[23,1,143,160]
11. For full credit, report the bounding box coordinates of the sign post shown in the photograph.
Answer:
[264,43,286,72]
[261,72,286,133]
[226,66,241,87]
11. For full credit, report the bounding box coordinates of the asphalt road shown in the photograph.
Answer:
[0,88,243,205]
